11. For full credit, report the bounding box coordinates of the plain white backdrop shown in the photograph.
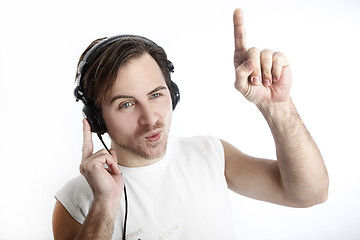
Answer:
[1,0,359,239]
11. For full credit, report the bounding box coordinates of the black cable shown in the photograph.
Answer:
[97,134,129,240]
[123,184,128,239]
[98,133,110,153]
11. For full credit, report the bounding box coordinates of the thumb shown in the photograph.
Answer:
[234,59,254,93]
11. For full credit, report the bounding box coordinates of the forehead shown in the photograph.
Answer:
[110,53,166,95]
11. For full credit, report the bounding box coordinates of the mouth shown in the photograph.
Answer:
[144,130,162,143]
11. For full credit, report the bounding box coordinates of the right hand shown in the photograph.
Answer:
[233,8,292,106]
[80,119,124,203]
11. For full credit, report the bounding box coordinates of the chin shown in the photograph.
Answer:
[113,130,169,161]
[138,136,168,160]
[110,120,172,163]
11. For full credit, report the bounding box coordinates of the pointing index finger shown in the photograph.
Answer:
[82,118,94,161]
[233,8,248,67]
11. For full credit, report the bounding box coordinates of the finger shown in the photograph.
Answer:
[104,149,123,185]
[234,59,255,93]
[233,8,247,67]
[108,149,122,175]
[260,49,273,87]
[247,47,262,86]
[272,52,289,82]
[79,149,109,175]
[82,118,93,161]
[82,149,115,172]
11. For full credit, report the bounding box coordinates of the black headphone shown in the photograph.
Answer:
[74,35,180,134]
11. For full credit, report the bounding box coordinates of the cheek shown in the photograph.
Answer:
[107,114,136,132]
[162,98,173,126]
[160,96,173,122]
[101,107,129,135]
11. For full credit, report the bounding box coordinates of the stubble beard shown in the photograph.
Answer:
[112,121,169,161]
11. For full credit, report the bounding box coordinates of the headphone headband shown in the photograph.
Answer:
[75,36,121,100]
[75,35,175,102]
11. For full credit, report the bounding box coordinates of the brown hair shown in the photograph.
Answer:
[76,36,173,109]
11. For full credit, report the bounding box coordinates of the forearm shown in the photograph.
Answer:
[75,200,119,240]
[257,98,329,206]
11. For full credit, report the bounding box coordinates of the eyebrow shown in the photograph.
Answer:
[109,86,167,104]
[148,86,167,95]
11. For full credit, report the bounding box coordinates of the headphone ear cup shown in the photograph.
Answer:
[82,104,107,134]
[170,81,180,110]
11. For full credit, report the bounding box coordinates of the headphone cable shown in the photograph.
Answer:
[97,134,129,240]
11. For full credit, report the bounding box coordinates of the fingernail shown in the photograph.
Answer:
[264,79,271,87]
[252,76,260,85]
[244,60,254,70]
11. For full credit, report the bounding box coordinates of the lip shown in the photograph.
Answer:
[144,130,162,142]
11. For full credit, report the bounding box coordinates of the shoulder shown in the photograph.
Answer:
[57,175,92,200]
[55,175,93,224]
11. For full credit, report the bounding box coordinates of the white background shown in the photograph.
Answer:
[1,0,359,239]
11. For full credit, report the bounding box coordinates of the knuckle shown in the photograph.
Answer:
[273,51,286,60]
[82,142,93,153]
[248,46,258,52]
[236,67,250,78]
[260,51,273,63]
[261,57,272,67]
[83,142,91,148]
[262,48,273,54]
[234,31,246,39]
[99,149,110,156]
[248,47,259,54]
[251,66,261,75]
[81,145,86,153]
[93,149,109,157]
[263,72,272,78]
[79,163,85,174]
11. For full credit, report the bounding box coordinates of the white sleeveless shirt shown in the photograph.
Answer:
[56,136,236,239]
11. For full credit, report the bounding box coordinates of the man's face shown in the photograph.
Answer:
[101,53,173,167]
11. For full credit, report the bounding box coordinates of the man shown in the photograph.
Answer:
[52,8,329,240]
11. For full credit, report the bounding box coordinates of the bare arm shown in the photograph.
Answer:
[224,9,329,208]
[52,200,81,240]
[74,199,119,240]
[258,99,328,206]
[52,119,123,239]
[52,198,119,240]
[224,100,328,207]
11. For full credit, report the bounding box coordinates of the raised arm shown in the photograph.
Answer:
[224,8,329,207]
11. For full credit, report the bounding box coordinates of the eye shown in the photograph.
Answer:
[119,101,134,110]
[150,93,161,99]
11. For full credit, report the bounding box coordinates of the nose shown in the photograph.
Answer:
[138,104,158,126]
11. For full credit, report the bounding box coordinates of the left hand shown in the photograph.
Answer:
[233,8,292,105]
[80,119,124,204]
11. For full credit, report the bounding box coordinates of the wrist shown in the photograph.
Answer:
[75,198,119,240]
[92,196,121,219]
[256,98,294,119]
[256,98,302,136]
